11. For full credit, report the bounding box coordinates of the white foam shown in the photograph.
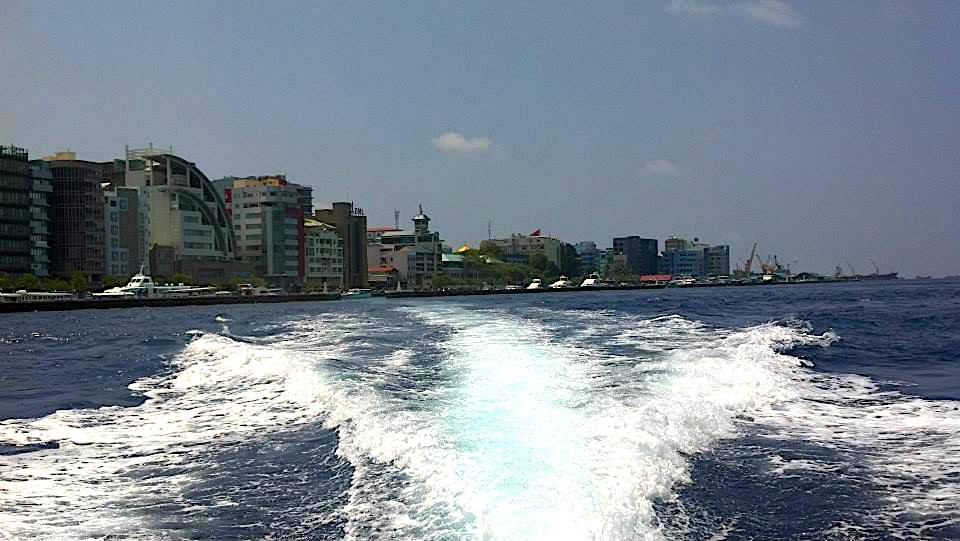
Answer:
[0,332,339,539]
[2,304,956,540]
[364,306,839,540]
[748,368,960,532]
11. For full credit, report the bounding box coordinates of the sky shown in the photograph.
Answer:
[2,0,958,277]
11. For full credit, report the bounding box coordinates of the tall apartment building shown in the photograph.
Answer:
[222,175,306,289]
[28,160,52,277]
[103,186,148,276]
[314,202,367,288]
[612,236,659,275]
[44,152,106,283]
[0,146,32,275]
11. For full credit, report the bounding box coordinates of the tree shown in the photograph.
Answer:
[70,272,89,295]
[607,261,633,282]
[44,277,71,292]
[0,272,12,291]
[544,262,560,279]
[103,275,129,289]
[528,252,549,272]
[432,273,454,288]
[478,240,501,258]
[15,273,40,291]
[171,272,193,285]
[561,243,580,277]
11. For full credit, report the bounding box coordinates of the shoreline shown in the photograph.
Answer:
[384,277,860,299]
[0,292,341,314]
[0,277,896,313]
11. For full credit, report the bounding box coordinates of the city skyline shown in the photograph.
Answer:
[3,1,958,277]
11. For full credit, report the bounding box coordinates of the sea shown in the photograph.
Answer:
[1,280,958,540]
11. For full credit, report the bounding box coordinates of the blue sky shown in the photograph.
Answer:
[2,1,958,276]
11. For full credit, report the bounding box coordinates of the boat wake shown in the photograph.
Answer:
[0,304,956,540]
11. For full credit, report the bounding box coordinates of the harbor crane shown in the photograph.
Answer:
[743,242,758,275]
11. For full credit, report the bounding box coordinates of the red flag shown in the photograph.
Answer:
[530,228,541,236]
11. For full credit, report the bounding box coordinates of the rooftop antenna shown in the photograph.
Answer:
[394,209,400,229]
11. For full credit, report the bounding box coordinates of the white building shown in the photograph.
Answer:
[369,206,441,289]
[304,218,343,289]
[222,175,307,288]
[490,232,563,267]
[119,145,236,264]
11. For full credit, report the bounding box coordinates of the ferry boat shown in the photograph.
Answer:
[92,269,217,299]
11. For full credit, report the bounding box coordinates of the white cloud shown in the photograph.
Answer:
[432,131,492,153]
[641,159,680,176]
[736,0,804,27]
[665,0,804,28]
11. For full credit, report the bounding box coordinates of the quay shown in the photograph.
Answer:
[384,277,854,299]
[0,292,340,314]
[0,277,867,312]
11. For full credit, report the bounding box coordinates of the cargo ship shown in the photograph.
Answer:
[855,272,899,281]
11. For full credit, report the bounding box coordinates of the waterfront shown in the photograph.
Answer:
[1,280,958,539]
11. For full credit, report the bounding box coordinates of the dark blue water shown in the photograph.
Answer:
[1,280,958,539]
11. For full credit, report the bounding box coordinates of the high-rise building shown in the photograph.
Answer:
[119,146,236,264]
[314,202,368,288]
[223,175,306,289]
[44,152,106,283]
[659,248,704,277]
[612,236,659,275]
[296,184,314,216]
[704,245,730,277]
[658,236,730,278]
[574,241,600,273]
[103,186,148,277]
[28,160,52,277]
[0,146,32,275]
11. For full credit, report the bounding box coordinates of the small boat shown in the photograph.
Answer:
[549,275,574,288]
[343,288,372,298]
[526,278,544,290]
[579,273,602,288]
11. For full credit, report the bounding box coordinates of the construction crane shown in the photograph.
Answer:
[743,242,758,275]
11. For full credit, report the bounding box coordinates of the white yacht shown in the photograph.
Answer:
[549,275,574,288]
[579,273,602,287]
[526,278,544,290]
[93,269,216,298]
